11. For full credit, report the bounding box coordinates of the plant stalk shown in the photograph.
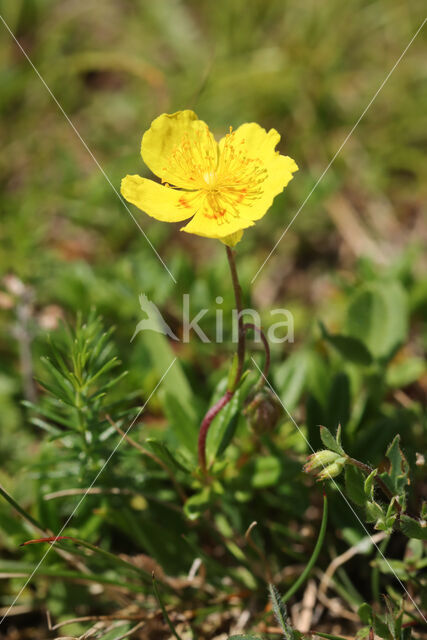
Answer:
[197,246,246,472]
[281,494,328,603]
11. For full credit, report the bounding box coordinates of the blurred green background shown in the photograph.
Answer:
[0,0,426,637]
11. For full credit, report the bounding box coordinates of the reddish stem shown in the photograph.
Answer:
[198,390,233,471]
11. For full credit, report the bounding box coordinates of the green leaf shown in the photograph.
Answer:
[145,438,193,473]
[319,322,373,366]
[320,426,345,455]
[400,515,427,540]
[142,330,198,451]
[365,501,384,523]
[183,488,212,520]
[216,412,240,457]
[206,387,240,460]
[268,584,297,640]
[364,469,377,500]
[373,558,409,580]
[386,357,426,388]
[274,350,309,411]
[346,281,408,361]
[162,391,197,455]
[379,435,409,496]
[345,465,366,507]
[327,372,350,430]
[358,602,373,625]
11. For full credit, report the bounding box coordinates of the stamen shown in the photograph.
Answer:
[162,125,268,226]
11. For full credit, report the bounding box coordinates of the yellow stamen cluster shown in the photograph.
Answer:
[162,126,217,189]
[167,127,268,226]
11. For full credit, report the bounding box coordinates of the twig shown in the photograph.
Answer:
[298,579,317,633]
[114,621,145,640]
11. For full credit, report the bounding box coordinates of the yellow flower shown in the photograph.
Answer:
[121,110,298,247]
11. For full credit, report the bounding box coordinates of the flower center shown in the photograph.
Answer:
[200,130,268,223]
[203,171,217,188]
[162,125,217,189]
[170,127,269,225]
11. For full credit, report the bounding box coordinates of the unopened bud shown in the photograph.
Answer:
[304,449,341,473]
[317,457,347,481]
[244,388,281,433]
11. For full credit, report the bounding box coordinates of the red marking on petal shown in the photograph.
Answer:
[178,197,190,209]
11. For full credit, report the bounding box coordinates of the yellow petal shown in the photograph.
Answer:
[219,122,282,157]
[243,153,298,222]
[180,196,254,240]
[121,175,198,222]
[218,122,298,223]
[141,110,218,189]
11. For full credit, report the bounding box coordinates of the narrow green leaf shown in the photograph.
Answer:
[269,584,296,639]
[152,572,183,640]
[146,438,193,473]
[162,391,197,454]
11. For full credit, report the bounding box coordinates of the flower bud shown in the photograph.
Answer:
[244,388,281,433]
[303,449,341,473]
[317,457,346,481]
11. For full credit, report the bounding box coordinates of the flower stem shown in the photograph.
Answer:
[197,246,246,472]
[197,390,233,472]
[243,322,271,389]
[226,246,245,391]
[281,493,328,603]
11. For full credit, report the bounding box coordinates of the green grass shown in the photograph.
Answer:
[0,1,426,638]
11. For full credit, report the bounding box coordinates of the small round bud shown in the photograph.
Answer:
[244,388,281,433]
